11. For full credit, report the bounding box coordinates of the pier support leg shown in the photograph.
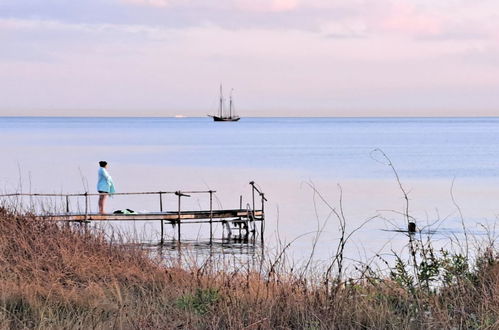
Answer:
[177,193,181,242]
[83,192,89,232]
[160,221,164,245]
[251,182,255,214]
[209,191,213,243]
[159,192,163,212]
[260,193,265,244]
[260,220,264,243]
[159,192,164,245]
[84,192,88,222]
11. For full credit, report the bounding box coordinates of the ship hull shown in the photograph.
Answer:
[210,116,240,122]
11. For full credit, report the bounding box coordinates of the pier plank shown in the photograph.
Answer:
[35,209,264,222]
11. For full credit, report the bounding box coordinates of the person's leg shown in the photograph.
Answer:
[98,194,103,214]
[98,194,107,214]
[102,194,108,214]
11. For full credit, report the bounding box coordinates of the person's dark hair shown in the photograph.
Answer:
[99,161,108,168]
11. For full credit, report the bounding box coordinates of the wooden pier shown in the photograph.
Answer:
[0,182,267,244]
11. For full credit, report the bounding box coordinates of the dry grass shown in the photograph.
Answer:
[0,206,498,329]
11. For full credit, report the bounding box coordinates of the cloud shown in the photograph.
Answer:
[114,0,499,42]
[325,33,366,39]
[0,17,169,38]
[122,0,180,7]
[2,0,499,115]
[385,6,440,35]
[123,0,301,12]
[119,0,350,14]
[235,0,300,12]
[4,0,494,42]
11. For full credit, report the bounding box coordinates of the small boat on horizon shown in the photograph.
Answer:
[208,85,240,122]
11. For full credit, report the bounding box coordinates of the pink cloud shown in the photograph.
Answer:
[122,0,178,7]
[234,0,300,12]
[375,3,443,36]
[123,0,300,11]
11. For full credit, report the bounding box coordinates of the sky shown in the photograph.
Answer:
[1,0,499,117]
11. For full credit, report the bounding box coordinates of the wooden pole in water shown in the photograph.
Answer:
[251,184,255,213]
[84,192,88,221]
[260,193,265,243]
[209,191,213,242]
[250,182,255,225]
[177,192,181,241]
[159,192,164,245]
[65,195,70,213]
[249,181,257,240]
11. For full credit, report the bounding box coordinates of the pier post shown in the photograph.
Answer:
[250,181,255,217]
[260,193,265,243]
[159,192,164,245]
[209,191,213,242]
[177,191,181,242]
[261,193,265,219]
[65,195,70,214]
[174,191,190,244]
[159,192,163,212]
[84,192,88,222]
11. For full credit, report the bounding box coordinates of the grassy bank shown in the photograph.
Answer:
[0,207,498,329]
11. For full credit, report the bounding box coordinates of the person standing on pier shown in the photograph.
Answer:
[97,161,115,214]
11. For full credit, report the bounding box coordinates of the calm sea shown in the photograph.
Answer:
[1,117,498,264]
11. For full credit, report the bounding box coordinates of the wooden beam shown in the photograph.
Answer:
[35,210,264,222]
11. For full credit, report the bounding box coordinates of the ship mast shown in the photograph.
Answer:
[219,84,224,118]
[229,89,233,118]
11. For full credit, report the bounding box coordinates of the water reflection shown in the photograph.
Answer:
[130,233,265,269]
[158,236,261,255]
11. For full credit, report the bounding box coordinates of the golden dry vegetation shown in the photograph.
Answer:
[0,206,498,329]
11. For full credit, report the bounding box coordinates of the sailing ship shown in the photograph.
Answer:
[209,85,240,122]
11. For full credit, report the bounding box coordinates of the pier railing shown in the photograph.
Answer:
[0,182,267,243]
[0,190,214,214]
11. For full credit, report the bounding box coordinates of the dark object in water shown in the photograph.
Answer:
[408,222,416,233]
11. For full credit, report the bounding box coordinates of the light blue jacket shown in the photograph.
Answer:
[97,167,115,193]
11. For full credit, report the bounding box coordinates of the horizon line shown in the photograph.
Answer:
[2,115,499,119]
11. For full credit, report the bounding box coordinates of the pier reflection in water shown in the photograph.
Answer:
[142,233,265,270]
